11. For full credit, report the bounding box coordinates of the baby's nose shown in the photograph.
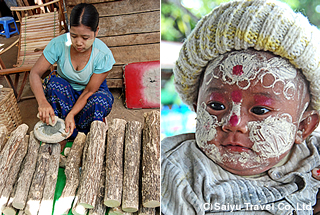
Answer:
[222,114,248,133]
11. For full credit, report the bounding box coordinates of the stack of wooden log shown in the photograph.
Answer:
[0,110,160,215]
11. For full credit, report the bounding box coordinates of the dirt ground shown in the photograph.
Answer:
[0,34,158,134]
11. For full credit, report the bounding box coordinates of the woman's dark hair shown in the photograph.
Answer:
[70,3,99,32]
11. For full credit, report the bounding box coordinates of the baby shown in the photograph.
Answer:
[161,0,320,214]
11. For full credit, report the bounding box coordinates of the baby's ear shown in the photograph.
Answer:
[295,110,320,144]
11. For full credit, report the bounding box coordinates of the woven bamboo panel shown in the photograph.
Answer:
[0,88,22,133]
[16,11,60,67]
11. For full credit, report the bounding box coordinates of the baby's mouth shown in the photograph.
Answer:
[222,143,252,153]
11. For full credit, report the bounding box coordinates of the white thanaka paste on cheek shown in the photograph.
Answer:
[248,114,297,158]
[195,102,220,146]
[195,101,297,170]
[195,102,254,167]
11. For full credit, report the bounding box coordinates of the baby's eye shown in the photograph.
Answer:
[251,107,270,115]
[83,37,89,40]
[208,102,225,111]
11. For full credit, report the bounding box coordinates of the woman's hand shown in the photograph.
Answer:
[38,101,55,125]
[65,112,75,139]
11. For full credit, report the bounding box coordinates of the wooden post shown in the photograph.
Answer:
[12,132,40,210]
[141,111,160,208]
[122,121,142,212]
[78,121,107,209]
[104,118,126,207]
[24,144,51,215]
[0,135,29,213]
[54,132,86,215]
[0,124,28,197]
[88,164,107,215]
[0,125,8,153]
[38,143,61,215]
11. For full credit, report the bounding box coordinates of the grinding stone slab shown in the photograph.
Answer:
[34,118,69,143]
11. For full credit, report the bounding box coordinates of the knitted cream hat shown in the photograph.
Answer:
[174,0,320,111]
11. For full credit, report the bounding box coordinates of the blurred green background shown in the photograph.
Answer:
[160,0,320,139]
[161,0,320,42]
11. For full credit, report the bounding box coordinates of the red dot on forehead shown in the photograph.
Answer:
[231,90,242,103]
[254,95,273,106]
[233,65,243,76]
[210,92,224,102]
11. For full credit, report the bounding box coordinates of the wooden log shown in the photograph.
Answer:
[78,121,107,208]
[82,132,90,170]
[64,147,71,157]
[59,154,67,168]
[109,206,132,215]
[122,121,143,212]
[2,206,16,215]
[138,205,156,215]
[141,111,160,208]
[72,195,87,215]
[53,132,86,215]
[0,125,8,153]
[0,124,28,197]
[104,118,126,207]
[11,132,40,210]
[0,135,29,213]
[24,144,51,215]
[88,162,107,215]
[2,172,18,215]
[38,143,61,215]
[71,133,91,215]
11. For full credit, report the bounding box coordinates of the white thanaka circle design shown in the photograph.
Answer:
[205,53,263,89]
[204,52,298,100]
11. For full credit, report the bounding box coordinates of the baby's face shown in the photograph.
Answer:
[196,50,309,176]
